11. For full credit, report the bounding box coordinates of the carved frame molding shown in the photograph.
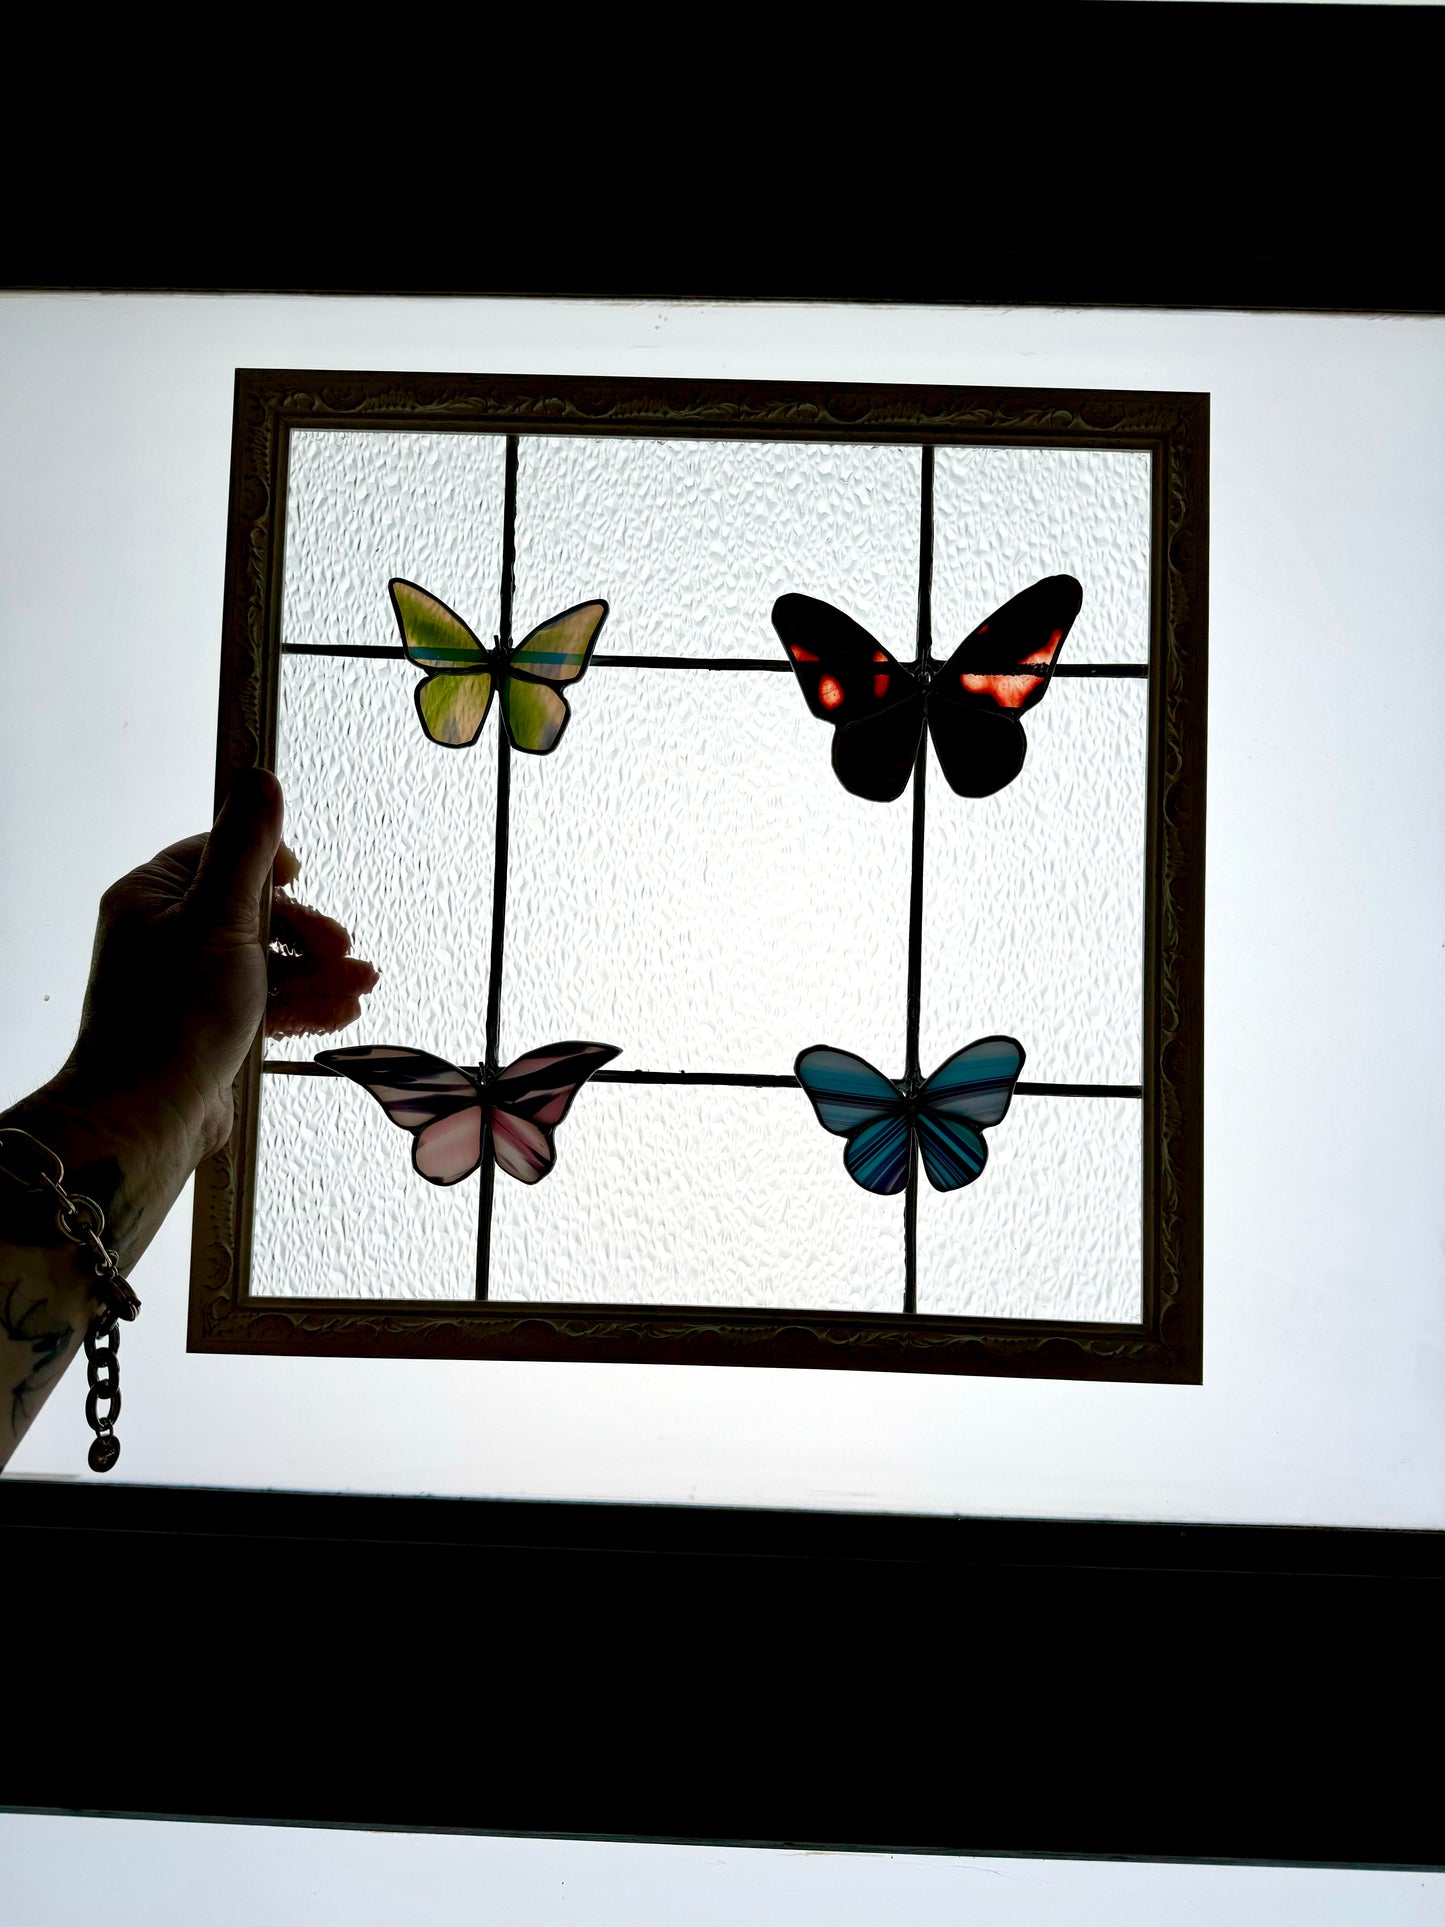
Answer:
[188,369,1207,1383]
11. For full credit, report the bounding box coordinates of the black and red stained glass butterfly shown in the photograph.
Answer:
[771,575,1083,802]
[314,1042,620,1186]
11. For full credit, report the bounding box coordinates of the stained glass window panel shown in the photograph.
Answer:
[513,436,922,660]
[501,668,913,1076]
[918,680,1149,1086]
[251,1073,477,1300]
[489,1083,903,1312]
[283,430,506,654]
[931,446,1152,666]
[199,370,1208,1385]
[266,657,498,1067]
[916,1096,1143,1322]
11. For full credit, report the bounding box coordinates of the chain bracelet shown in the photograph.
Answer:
[0,1126,141,1473]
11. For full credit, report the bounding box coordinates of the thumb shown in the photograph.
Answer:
[190,768,284,941]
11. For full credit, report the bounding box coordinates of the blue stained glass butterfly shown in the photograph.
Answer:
[794,1037,1026,1195]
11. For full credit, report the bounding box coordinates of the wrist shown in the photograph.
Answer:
[2,1063,215,1275]
[58,1040,229,1166]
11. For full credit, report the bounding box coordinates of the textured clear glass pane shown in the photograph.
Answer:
[514,436,921,659]
[500,669,911,1074]
[932,447,1152,665]
[920,680,1147,1085]
[261,427,1150,1330]
[917,1096,1142,1321]
[268,657,496,1065]
[252,1073,476,1299]
[282,429,506,652]
[490,1083,902,1311]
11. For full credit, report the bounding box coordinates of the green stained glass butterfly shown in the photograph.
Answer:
[389,579,608,754]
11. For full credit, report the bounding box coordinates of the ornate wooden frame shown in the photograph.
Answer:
[189,369,1207,1382]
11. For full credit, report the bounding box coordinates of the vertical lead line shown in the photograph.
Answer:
[475,732,508,1301]
[903,744,925,1315]
[903,445,934,1317]
[485,435,519,1080]
[906,445,934,1079]
[477,434,520,1302]
[484,736,512,1074]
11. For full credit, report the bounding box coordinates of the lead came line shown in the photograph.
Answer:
[475,434,520,1302]
[902,447,936,1318]
[281,642,1146,678]
[263,1062,1141,1098]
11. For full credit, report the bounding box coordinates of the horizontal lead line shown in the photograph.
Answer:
[598,655,781,671]
[279,644,1148,677]
[261,1060,1141,1098]
[1016,1081,1141,1098]
[284,643,407,659]
[597,1069,795,1087]
[1053,664,1148,679]
[598,1072,1143,1097]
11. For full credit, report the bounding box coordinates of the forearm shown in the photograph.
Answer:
[0,1069,208,1470]
[0,771,375,1471]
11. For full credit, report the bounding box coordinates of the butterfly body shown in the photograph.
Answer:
[315,1041,620,1186]
[389,579,608,754]
[772,575,1083,801]
[795,1038,1025,1195]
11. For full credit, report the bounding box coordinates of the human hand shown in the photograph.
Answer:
[0,770,381,1464]
[61,770,378,1171]
[0,769,378,1456]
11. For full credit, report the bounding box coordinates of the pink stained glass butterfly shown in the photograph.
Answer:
[314,1042,620,1186]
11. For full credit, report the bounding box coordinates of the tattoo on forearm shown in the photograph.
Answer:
[0,1139,128,1255]
[1,1279,75,1431]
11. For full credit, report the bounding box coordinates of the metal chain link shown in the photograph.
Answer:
[0,1126,141,1473]
[83,1314,123,1472]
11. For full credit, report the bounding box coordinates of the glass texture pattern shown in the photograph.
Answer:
[500,669,912,1075]
[255,427,1156,1329]
[932,447,1152,666]
[919,681,1148,1085]
[514,437,921,659]
[282,430,506,653]
[252,1074,476,1300]
[917,1096,1142,1322]
[490,1084,902,1311]
[267,657,497,1066]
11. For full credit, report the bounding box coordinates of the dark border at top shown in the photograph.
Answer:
[189,369,1207,1385]
[6,273,1441,314]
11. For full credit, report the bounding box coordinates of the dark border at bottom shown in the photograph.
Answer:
[1,1482,1437,1864]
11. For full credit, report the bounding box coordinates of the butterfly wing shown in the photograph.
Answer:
[771,594,923,803]
[508,600,608,685]
[927,575,1084,797]
[315,1045,486,1186]
[501,600,609,755]
[844,1113,912,1196]
[794,1045,911,1195]
[487,1040,620,1183]
[938,576,1083,718]
[389,579,494,749]
[914,1036,1025,1192]
[832,701,927,805]
[415,674,494,748]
